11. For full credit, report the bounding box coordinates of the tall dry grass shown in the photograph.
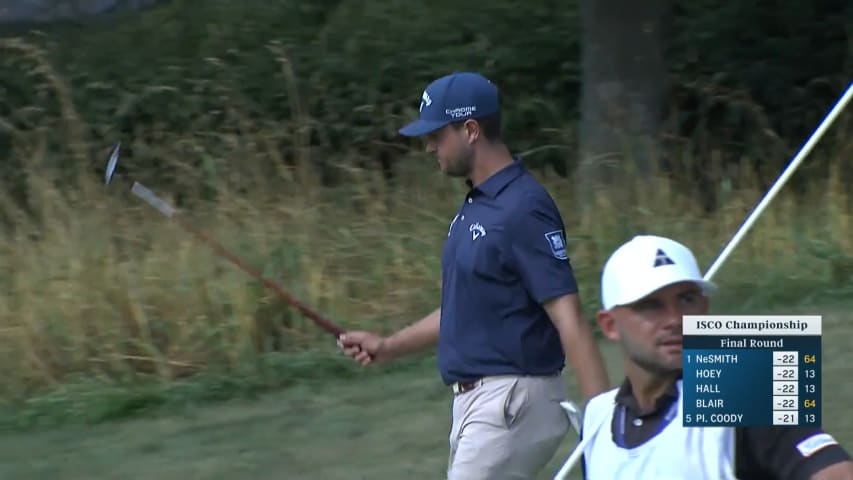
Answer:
[0,38,851,410]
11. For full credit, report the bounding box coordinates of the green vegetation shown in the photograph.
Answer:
[4,311,853,480]
[0,0,850,436]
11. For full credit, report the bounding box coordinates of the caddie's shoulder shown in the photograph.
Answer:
[583,387,620,415]
[735,426,853,478]
[580,387,618,437]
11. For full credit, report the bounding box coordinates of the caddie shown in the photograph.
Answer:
[579,234,853,479]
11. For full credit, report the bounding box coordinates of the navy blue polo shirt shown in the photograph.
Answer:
[437,158,579,385]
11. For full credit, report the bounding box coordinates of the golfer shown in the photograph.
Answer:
[579,234,853,479]
[337,71,610,479]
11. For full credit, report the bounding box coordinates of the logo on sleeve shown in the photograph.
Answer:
[796,433,838,457]
[544,230,568,260]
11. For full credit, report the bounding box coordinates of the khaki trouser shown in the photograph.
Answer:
[447,375,570,480]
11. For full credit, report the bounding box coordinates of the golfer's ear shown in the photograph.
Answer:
[596,309,619,341]
[463,119,479,143]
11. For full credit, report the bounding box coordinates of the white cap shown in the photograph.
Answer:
[601,235,716,310]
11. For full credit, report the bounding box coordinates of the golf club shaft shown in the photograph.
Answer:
[553,414,601,480]
[553,81,853,480]
[129,181,346,338]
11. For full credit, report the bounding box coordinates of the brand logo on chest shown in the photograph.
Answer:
[469,222,486,240]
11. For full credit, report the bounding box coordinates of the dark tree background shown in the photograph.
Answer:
[576,0,671,202]
[0,0,850,212]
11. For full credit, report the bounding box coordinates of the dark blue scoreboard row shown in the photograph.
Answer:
[682,315,821,427]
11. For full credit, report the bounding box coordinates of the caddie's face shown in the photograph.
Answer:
[598,281,709,375]
[425,122,475,178]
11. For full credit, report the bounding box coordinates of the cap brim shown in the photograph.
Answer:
[398,119,448,137]
[616,278,717,309]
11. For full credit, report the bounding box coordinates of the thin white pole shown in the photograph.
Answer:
[704,80,853,282]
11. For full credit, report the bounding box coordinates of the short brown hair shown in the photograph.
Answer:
[452,112,502,143]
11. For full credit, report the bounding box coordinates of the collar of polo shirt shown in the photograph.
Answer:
[464,157,525,198]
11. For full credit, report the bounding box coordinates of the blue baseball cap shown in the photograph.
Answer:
[398,72,500,137]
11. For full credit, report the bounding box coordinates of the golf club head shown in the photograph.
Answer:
[560,400,582,434]
[104,141,121,185]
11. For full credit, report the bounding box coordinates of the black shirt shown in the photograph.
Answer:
[581,375,851,479]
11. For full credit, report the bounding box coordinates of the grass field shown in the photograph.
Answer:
[2,303,850,480]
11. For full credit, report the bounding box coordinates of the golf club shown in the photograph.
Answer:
[553,80,853,480]
[103,142,347,338]
[561,401,582,434]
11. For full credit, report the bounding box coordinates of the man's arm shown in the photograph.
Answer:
[544,293,610,402]
[737,426,853,480]
[381,307,441,359]
[505,192,611,401]
[338,308,440,365]
[811,461,853,480]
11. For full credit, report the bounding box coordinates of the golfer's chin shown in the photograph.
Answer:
[442,168,467,178]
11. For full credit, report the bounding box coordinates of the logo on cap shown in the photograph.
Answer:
[653,248,675,267]
[420,91,432,112]
[446,105,477,119]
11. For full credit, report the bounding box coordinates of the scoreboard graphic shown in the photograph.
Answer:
[682,315,821,427]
